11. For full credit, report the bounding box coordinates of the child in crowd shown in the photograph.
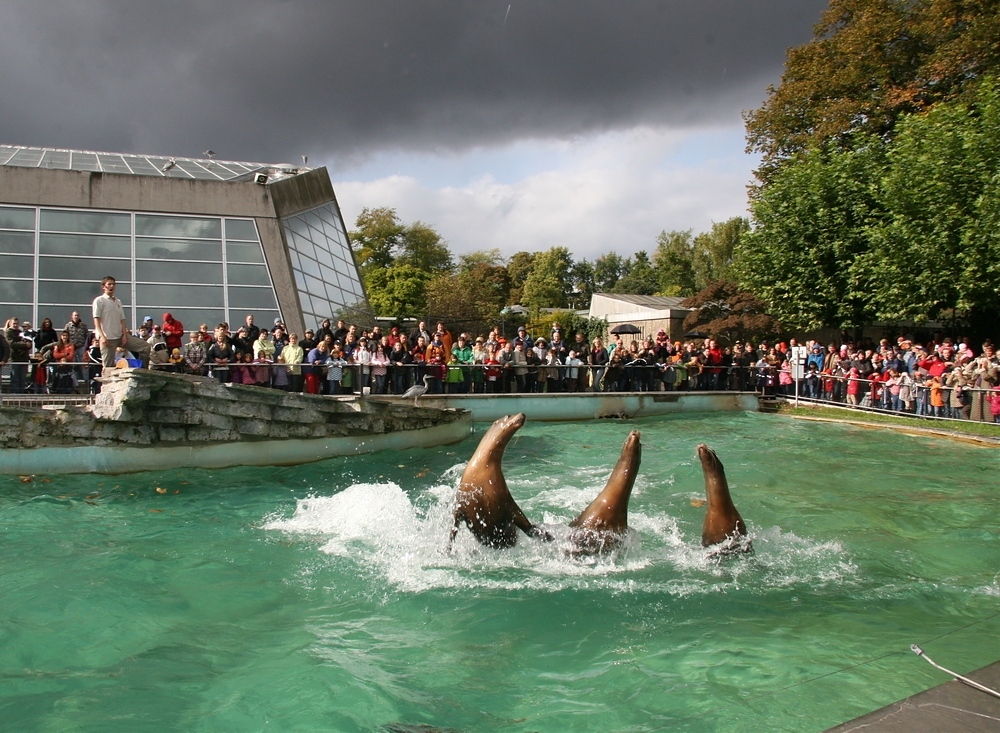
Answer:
[271,355,289,391]
[326,346,347,395]
[445,354,464,394]
[988,385,1000,423]
[928,374,945,417]
[168,348,185,373]
[253,351,272,387]
[845,367,860,405]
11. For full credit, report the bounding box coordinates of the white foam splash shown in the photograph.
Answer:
[264,481,858,597]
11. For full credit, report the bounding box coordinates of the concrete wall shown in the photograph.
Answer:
[0,369,467,450]
[0,167,275,217]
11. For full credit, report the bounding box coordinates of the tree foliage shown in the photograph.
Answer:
[611,250,659,295]
[736,138,886,332]
[681,280,782,345]
[521,247,573,311]
[653,230,698,296]
[350,206,405,271]
[740,77,1000,338]
[746,0,1000,180]
[364,264,433,320]
[397,221,453,274]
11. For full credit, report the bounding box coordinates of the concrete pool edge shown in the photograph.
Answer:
[826,660,1000,732]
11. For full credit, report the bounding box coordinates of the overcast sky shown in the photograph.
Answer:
[0,0,828,261]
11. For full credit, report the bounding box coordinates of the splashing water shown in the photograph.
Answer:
[2,411,999,732]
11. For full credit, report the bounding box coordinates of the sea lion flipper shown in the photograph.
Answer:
[513,508,553,542]
[697,443,750,551]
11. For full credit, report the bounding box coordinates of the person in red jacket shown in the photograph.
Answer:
[162,312,185,352]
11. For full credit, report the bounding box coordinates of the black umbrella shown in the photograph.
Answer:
[684,330,708,339]
[609,323,641,335]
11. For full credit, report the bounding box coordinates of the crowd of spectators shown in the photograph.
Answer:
[2,308,998,423]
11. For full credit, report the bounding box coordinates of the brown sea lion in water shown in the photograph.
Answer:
[449,413,550,549]
[568,430,641,554]
[697,443,750,551]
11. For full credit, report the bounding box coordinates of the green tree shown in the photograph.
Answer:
[745,0,1000,181]
[569,260,596,309]
[363,264,433,319]
[856,78,1000,331]
[593,253,628,292]
[398,221,453,274]
[350,207,404,271]
[735,137,886,332]
[653,230,697,296]
[457,248,506,273]
[691,217,748,290]
[612,251,659,295]
[521,247,573,310]
[506,251,537,305]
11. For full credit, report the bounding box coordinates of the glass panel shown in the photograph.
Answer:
[0,303,30,321]
[224,219,258,241]
[39,233,131,258]
[305,274,323,295]
[97,154,132,174]
[135,214,221,239]
[319,263,338,285]
[227,263,271,287]
[135,261,223,284]
[39,209,130,235]
[297,256,321,279]
[226,286,278,310]
[225,242,265,264]
[39,257,130,282]
[312,243,334,268]
[248,310,281,327]
[0,255,34,279]
[38,280,130,306]
[0,231,36,254]
[125,157,161,176]
[0,207,35,230]
[138,284,223,308]
[70,151,101,171]
[293,269,306,291]
[0,280,33,302]
[8,149,44,166]
[175,162,218,180]
[325,283,346,305]
[135,237,222,261]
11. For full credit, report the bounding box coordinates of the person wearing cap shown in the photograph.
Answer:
[513,326,531,350]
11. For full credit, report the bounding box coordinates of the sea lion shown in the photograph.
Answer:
[449,413,549,549]
[568,430,641,554]
[697,443,750,551]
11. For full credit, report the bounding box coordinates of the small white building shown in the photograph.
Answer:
[588,293,693,343]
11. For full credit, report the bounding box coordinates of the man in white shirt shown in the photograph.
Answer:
[92,276,151,369]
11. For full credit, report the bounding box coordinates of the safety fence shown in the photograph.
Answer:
[3,361,997,424]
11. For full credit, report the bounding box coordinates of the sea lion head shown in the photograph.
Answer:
[697,443,722,474]
[483,412,526,450]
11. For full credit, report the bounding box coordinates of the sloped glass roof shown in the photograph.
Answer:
[0,145,278,182]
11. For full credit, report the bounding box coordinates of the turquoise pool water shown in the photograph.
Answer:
[2,412,998,732]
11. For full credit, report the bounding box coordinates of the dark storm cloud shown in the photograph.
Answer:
[0,0,828,166]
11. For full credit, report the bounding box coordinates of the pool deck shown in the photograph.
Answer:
[826,660,1000,732]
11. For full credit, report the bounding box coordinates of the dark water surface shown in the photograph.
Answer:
[2,412,998,732]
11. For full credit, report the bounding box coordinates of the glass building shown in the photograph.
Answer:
[0,145,371,336]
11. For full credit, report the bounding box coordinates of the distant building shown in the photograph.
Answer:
[588,293,692,342]
[0,145,371,336]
